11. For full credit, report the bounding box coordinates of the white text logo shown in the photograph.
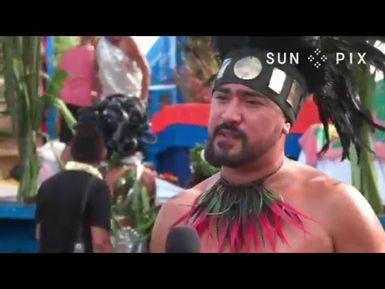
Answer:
[266,50,367,69]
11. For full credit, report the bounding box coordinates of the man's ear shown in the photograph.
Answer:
[283,122,291,135]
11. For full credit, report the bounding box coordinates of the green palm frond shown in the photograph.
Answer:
[111,168,159,246]
[2,36,71,202]
[350,61,383,214]
[190,144,220,176]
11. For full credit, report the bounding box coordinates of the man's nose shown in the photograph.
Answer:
[221,99,242,124]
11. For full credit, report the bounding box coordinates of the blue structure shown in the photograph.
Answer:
[285,133,303,160]
[145,36,196,180]
[45,36,58,139]
[149,123,208,186]
[380,215,385,228]
[147,36,186,118]
[0,203,37,252]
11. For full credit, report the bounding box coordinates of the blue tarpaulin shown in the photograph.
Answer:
[147,36,186,117]
[0,203,37,252]
[45,36,58,139]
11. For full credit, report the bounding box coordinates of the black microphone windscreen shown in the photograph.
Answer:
[165,226,201,253]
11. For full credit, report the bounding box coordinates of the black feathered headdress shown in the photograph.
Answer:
[212,36,385,161]
[78,94,156,159]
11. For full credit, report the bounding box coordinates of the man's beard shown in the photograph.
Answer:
[204,122,257,168]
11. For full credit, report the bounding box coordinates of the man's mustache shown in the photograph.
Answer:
[213,123,246,139]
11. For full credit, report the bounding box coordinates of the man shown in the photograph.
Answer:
[150,36,385,253]
[36,120,112,253]
[96,36,151,105]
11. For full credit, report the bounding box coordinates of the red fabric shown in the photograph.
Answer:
[150,97,320,135]
[151,103,210,133]
[291,96,321,133]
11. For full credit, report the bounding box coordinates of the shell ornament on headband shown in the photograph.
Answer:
[212,36,385,161]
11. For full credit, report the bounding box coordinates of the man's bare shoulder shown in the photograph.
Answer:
[288,160,348,199]
[316,178,385,251]
[290,161,367,210]
[289,160,385,251]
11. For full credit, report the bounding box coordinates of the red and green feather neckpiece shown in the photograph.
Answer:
[174,172,313,253]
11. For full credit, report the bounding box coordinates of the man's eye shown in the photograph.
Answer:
[215,95,228,101]
[246,99,261,105]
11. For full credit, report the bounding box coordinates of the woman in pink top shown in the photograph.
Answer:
[59,36,99,145]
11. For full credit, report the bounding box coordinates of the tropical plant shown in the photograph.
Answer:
[2,36,75,202]
[350,57,383,214]
[110,167,159,248]
[190,143,219,177]
[176,36,219,103]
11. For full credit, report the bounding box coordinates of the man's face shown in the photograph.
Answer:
[205,83,287,168]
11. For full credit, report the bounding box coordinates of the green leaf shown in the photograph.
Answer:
[115,175,127,193]
[46,69,68,97]
[140,186,151,213]
[32,96,44,131]
[2,37,42,202]
[350,64,383,214]
[190,143,220,177]
[52,98,76,133]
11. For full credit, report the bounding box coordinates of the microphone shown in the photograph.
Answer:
[165,226,201,253]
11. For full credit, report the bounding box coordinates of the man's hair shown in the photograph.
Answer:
[70,123,105,163]
[9,163,23,181]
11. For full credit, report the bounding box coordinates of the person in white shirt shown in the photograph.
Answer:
[95,36,151,106]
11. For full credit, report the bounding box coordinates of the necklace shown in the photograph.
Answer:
[65,161,103,179]
[174,164,313,252]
